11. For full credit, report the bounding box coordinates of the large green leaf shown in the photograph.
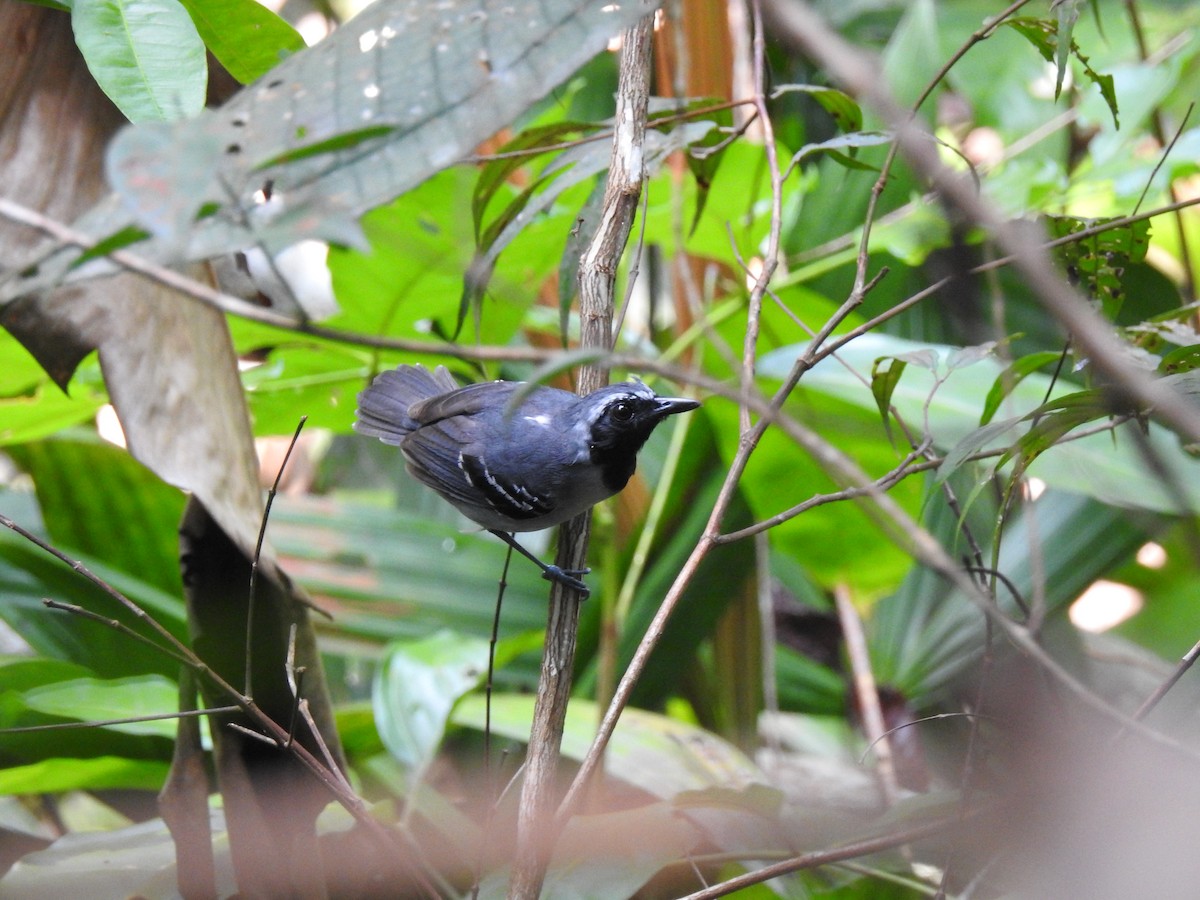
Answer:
[372,630,490,785]
[6,0,656,301]
[0,656,178,767]
[6,437,186,597]
[0,490,186,680]
[71,0,207,123]
[21,675,179,739]
[178,0,304,84]
[453,694,765,800]
[264,494,552,653]
[462,118,717,329]
[320,167,534,349]
[0,755,169,794]
[706,358,923,596]
[0,338,105,446]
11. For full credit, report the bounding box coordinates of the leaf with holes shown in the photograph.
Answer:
[1004,16,1118,127]
[1045,215,1150,319]
[4,0,656,300]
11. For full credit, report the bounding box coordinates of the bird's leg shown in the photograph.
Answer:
[488,530,590,598]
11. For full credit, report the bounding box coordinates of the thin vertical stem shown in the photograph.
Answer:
[506,15,655,900]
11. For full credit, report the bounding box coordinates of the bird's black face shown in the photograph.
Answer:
[586,385,700,491]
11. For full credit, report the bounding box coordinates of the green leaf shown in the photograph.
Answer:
[71,0,207,123]
[772,84,863,133]
[6,438,186,597]
[0,657,94,693]
[0,491,187,680]
[253,124,397,171]
[998,401,1103,474]
[870,357,907,444]
[262,500,554,660]
[69,225,151,269]
[177,0,304,84]
[21,675,179,738]
[0,756,169,794]
[470,121,596,239]
[1053,0,1083,99]
[319,166,532,350]
[1044,215,1150,318]
[372,631,491,785]
[461,119,716,334]
[870,490,1146,699]
[1003,17,1119,127]
[981,350,1064,425]
[936,416,1021,487]
[683,104,735,236]
[0,339,106,445]
[1159,344,1200,375]
[453,694,765,800]
[786,130,893,175]
[558,178,607,336]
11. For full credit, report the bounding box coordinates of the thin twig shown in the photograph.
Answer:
[40,598,191,666]
[1132,102,1194,217]
[714,440,929,543]
[0,705,239,734]
[1125,0,1196,298]
[835,585,899,806]
[678,811,978,900]
[245,415,307,697]
[848,0,1035,297]
[507,15,655,900]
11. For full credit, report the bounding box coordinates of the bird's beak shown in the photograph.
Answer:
[653,396,701,419]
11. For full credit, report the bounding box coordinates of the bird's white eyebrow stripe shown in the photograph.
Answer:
[523,414,551,426]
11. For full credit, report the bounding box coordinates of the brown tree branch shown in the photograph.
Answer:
[506,15,656,900]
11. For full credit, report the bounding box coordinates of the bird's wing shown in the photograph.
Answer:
[407,380,520,424]
[402,393,564,526]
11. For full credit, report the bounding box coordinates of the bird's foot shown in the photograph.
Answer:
[541,565,591,598]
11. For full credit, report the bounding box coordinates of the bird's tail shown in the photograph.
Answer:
[354,364,458,445]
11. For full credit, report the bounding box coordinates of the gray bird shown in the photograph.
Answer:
[355,364,699,595]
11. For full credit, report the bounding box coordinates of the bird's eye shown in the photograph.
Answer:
[611,400,634,422]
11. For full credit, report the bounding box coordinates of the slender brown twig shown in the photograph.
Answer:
[678,810,979,900]
[245,415,307,697]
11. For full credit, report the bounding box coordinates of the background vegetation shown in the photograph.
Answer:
[2,0,1200,896]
